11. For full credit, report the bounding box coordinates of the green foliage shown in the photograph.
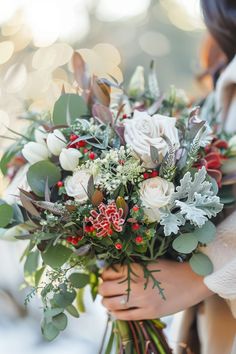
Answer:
[42,244,73,269]
[24,250,39,276]
[0,203,14,228]
[52,313,68,331]
[192,221,216,245]
[160,212,185,236]
[172,233,198,254]
[189,252,213,276]
[42,322,60,341]
[68,273,90,289]
[66,304,80,318]
[53,289,76,308]
[27,160,61,197]
[53,94,89,126]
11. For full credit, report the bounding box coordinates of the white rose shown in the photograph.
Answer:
[64,169,91,203]
[22,142,49,165]
[140,176,174,222]
[229,135,236,153]
[34,126,48,145]
[47,129,67,156]
[124,110,179,168]
[59,148,82,171]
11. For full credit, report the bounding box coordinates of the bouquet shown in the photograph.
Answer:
[0,55,226,354]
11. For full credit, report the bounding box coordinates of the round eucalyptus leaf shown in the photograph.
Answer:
[44,308,64,319]
[27,160,61,197]
[0,203,14,228]
[68,273,90,289]
[42,322,60,341]
[52,313,68,331]
[172,233,198,254]
[193,221,216,244]
[189,252,213,276]
[53,289,76,308]
[66,304,80,318]
[42,244,72,269]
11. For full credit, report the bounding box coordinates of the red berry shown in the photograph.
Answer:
[76,140,86,148]
[83,148,89,154]
[71,237,79,245]
[115,242,123,250]
[132,223,140,231]
[66,236,73,243]
[143,172,150,180]
[151,170,159,178]
[89,152,96,160]
[85,225,94,233]
[57,181,64,188]
[122,114,128,119]
[107,229,113,236]
[135,236,143,244]
[70,134,78,142]
[132,205,139,212]
[77,236,83,241]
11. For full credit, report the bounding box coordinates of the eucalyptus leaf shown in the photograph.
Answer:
[52,313,68,331]
[53,94,89,126]
[44,308,64,319]
[53,289,76,308]
[42,244,72,269]
[24,250,39,276]
[66,304,80,318]
[189,252,213,276]
[172,233,198,254]
[42,322,60,341]
[0,203,14,228]
[68,273,90,289]
[27,161,61,197]
[193,221,216,244]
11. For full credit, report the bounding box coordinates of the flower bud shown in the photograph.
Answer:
[22,142,49,165]
[59,148,82,171]
[34,126,48,145]
[128,66,145,98]
[229,135,236,154]
[47,129,66,156]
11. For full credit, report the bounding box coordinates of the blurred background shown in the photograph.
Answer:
[0,0,207,353]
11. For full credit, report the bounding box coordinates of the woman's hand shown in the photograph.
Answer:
[98,260,213,321]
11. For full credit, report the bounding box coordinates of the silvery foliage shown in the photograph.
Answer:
[160,167,223,236]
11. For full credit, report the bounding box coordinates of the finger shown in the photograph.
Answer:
[101,265,126,281]
[111,308,146,321]
[102,295,138,311]
[98,280,126,297]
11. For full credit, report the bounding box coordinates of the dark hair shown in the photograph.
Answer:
[201,0,236,62]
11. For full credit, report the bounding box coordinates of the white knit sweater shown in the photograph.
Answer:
[203,55,236,317]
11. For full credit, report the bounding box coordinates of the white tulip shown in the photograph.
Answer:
[34,126,48,145]
[47,129,67,156]
[22,142,49,165]
[59,148,82,171]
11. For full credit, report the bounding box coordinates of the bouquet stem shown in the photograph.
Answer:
[101,318,172,354]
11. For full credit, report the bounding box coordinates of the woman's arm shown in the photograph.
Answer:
[98,260,213,321]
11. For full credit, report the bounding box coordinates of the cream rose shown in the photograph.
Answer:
[140,176,174,222]
[64,169,91,203]
[124,110,179,168]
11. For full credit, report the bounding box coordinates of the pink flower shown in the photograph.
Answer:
[85,202,125,237]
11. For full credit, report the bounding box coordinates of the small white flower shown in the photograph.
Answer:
[140,176,174,222]
[59,148,82,171]
[124,110,180,168]
[22,142,50,165]
[64,169,91,203]
[47,129,67,156]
